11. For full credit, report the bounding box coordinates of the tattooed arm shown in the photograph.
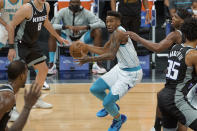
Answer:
[76,31,126,65]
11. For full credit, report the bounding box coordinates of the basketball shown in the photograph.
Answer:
[69,41,88,58]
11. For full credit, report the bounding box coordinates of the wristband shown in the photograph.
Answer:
[8,44,15,49]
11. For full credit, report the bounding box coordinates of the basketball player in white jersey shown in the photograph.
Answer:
[0,0,29,48]
[76,11,143,131]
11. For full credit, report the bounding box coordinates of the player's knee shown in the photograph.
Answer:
[90,84,99,95]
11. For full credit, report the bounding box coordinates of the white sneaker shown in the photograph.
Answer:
[33,99,53,109]
[42,81,50,90]
[92,63,107,74]
[48,63,57,75]
[9,106,19,122]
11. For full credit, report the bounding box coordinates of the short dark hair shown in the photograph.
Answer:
[107,11,122,20]
[176,9,192,20]
[181,17,197,41]
[7,60,27,81]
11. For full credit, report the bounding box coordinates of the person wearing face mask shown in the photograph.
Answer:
[47,0,107,75]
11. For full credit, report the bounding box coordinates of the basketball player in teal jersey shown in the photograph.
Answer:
[76,11,143,131]
[7,0,68,111]
[0,0,29,48]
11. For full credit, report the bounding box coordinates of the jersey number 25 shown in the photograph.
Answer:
[166,60,180,80]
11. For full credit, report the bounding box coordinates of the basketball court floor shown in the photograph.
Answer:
[4,69,192,131]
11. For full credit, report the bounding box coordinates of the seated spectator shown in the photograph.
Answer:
[48,0,106,75]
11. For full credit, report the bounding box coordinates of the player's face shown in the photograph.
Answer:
[106,16,120,33]
[171,13,183,28]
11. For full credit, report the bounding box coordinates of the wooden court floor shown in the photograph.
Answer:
[8,83,193,131]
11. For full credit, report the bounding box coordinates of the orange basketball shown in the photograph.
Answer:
[69,41,88,58]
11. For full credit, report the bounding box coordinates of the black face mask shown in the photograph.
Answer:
[69,5,80,12]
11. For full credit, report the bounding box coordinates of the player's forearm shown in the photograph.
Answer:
[137,37,163,53]
[86,45,107,55]
[8,25,15,45]
[8,106,31,131]
[111,0,116,11]
[0,18,7,27]
[45,20,60,39]
[87,53,115,62]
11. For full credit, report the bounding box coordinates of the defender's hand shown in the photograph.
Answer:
[125,31,140,42]
[24,82,41,109]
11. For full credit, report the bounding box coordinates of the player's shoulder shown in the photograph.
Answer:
[117,26,126,32]
[0,91,15,113]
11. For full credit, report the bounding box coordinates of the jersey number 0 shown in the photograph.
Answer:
[166,60,180,80]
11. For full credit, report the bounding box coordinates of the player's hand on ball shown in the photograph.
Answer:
[8,49,16,62]
[75,50,89,65]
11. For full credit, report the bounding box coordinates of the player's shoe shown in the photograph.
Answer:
[48,63,57,75]
[108,114,127,131]
[96,104,120,117]
[33,99,53,109]
[9,106,19,122]
[42,81,50,90]
[150,127,156,131]
[92,63,107,74]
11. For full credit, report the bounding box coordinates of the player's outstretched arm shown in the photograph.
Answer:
[8,83,41,131]
[126,31,178,53]
[44,2,69,46]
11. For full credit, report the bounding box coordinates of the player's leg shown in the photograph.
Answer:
[20,42,52,109]
[157,95,178,131]
[106,67,142,131]
[91,65,119,117]
[32,61,52,109]
[151,93,163,131]
[48,31,59,75]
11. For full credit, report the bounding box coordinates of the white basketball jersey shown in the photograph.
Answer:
[116,26,140,68]
[1,0,23,24]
